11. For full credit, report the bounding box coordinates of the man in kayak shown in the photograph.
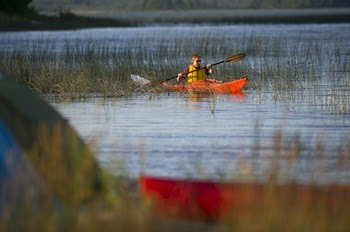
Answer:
[177,54,214,83]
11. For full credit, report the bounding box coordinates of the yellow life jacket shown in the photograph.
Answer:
[187,64,206,83]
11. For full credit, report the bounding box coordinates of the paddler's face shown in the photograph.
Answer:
[193,59,201,68]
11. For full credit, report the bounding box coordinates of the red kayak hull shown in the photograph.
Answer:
[139,175,262,220]
[139,175,350,221]
[162,78,247,94]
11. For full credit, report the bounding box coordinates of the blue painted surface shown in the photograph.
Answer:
[0,119,25,212]
[0,119,23,185]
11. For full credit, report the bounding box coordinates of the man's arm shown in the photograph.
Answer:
[177,68,189,82]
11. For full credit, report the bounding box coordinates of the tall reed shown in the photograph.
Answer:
[0,32,348,113]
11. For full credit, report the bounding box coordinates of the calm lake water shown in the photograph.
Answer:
[1,24,350,183]
[51,91,350,184]
[1,23,349,54]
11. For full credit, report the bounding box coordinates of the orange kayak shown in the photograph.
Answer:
[162,77,247,94]
[139,175,350,221]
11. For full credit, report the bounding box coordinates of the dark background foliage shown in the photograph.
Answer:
[0,0,33,13]
[31,0,350,12]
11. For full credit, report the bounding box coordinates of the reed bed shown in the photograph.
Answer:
[0,31,349,114]
[1,126,350,231]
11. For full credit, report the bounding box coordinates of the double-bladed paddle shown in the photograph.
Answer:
[131,52,246,86]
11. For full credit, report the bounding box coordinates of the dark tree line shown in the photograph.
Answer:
[140,0,350,9]
[27,0,350,12]
[0,0,33,13]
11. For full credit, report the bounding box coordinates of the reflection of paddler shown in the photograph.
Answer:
[185,93,201,110]
[0,74,107,228]
[228,91,247,102]
[189,93,200,102]
[186,92,247,103]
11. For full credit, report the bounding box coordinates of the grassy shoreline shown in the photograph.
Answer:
[1,33,349,106]
[1,22,349,114]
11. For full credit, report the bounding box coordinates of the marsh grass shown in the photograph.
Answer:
[1,126,350,231]
[0,31,349,113]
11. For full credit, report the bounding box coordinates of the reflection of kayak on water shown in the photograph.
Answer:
[139,175,350,221]
[186,92,247,103]
[162,77,247,94]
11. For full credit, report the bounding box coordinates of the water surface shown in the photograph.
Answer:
[51,92,350,183]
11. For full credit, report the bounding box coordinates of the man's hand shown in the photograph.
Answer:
[206,64,213,74]
[177,73,183,82]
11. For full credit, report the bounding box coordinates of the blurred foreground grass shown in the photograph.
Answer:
[1,126,349,232]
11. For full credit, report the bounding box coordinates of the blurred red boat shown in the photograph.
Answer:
[139,175,263,220]
[139,175,350,221]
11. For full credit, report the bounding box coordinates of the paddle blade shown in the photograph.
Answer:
[225,53,246,63]
[131,74,151,86]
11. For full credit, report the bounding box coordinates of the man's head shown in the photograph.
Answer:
[191,54,202,68]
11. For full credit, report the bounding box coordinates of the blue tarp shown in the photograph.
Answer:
[0,119,23,188]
